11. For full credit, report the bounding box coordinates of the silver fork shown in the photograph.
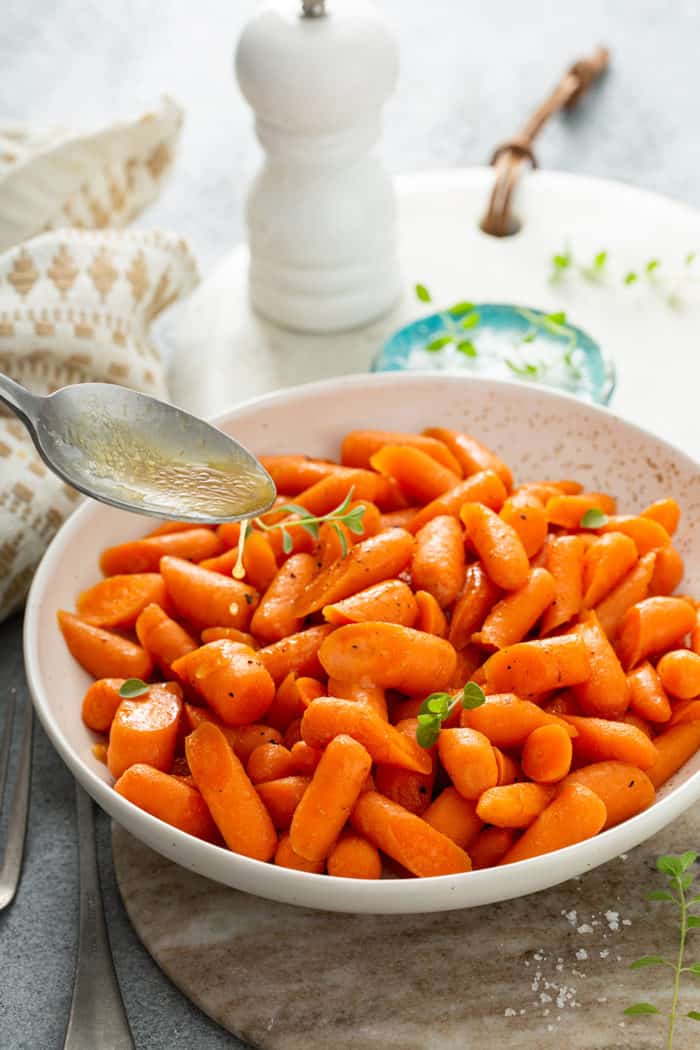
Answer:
[0,690,33,911]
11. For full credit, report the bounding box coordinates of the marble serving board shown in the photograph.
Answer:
[114,812,700,1050]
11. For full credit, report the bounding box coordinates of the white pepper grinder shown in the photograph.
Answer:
[235,0,402,333]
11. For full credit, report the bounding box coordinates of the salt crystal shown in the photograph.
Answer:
[555,962,564,972]
[564,909,578,925]
[576,949,589,961]
[577,923,594,934]
[540,993,552,1004]
[599,950,610,959]
[597,997,608,1004]
[605,910,620,931]
[547,1025,555,1032]
[622,919,632,926]
[504,1008,517,1017]
[543,1009,550,1016]
[620,853,628,860]
[533,951,544,961]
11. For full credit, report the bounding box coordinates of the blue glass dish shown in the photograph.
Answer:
[372,303,615,405]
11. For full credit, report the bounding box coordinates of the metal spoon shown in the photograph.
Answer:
[0,373,276,523]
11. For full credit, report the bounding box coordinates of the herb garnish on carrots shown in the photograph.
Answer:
[416,682,486,748]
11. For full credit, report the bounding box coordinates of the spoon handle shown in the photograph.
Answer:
[0,372,40,427]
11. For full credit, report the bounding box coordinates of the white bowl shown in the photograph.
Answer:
[24,373,700,914]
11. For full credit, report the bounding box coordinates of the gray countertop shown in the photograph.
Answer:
[2,2,700,1047]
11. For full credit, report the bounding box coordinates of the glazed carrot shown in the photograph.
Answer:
[250,553,317,644]
[460,693,576,748]
[532,479,583,496]
[327,678,388,720]
[283,718,301,749]
[290,735,372,862]
[448,563,501,650]
[411,590,447,638]
[582,532,638,609]
[460,503,530,590]
[594,551,656,639]
[374,718,436,814]
[380,507,419,531]
[294,528,414,617]
[146,520,216,538]
[476,783,555,828]
[135,603,197,678]
[437,728,498,799]
[410,515,466,608]
[598,515,671,556]
[257,625,334,684]
[423,427,513,489]
[289,740,322,776]
[521,724,573,783]
[562,715,658,769]
[256,776,310,830]
[641,497,680,535]
[200,627,257,647]
[77,573,168,629]
[422,787,482,849]
[172,640,275,725]
[540,535,585,634]
[469,827,516,869]
[265,514,316,559]
[408,470,508,533]
[649,547,685,597]
[159,556,258,630]
[184,703,283,761]
[301,697,432,773]
[217,521,241,549]
[114,764,218,841]
[274,833,324,873]
[259,455,338,493]
[543,691,581,717]
[197,546,239,576]
[693,612,700,656]
[482,635,590,696]
[450,645,484,690]
[100,528,222,576]
[348,499,382,541]
[474,568,555,650]
[499,783,607,865]
[319,622,457,695]
[204,531,277,592]
[545,493,617,528]
[107,684,182,779]
[627,661,672,723]
[57,611,153,681]
[186,722,277,861]
[296,677,325,708]
[616,596,696,670]
[646,721,700,788]
[323,579,418,628]
[571,612,630,719]
[563,761,655,829]
[327,831,382,879]
[350,791,472,876]
[82,678,126,732]
[292,467,396,517]
[247,742,296,784]
[499,491,548,559]
[657,649,700,700]
[370,444,461,505]
[341,430,462,474]
[316,520,352,570]
[493,747,519,785]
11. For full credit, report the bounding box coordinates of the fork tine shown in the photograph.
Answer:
[0,699,33,911]
[0,690,17,814]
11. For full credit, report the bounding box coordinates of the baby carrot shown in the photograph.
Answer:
[437,728,499,800]
[476,783,555,828]
[423,427,513,489]
[521,724,573,783]
[302,697,432,773]
[184,703,283,762]
[290,735,372,862]
[374,718,436,814]
[646,721,700,788]
[460,693,577,748]
[616,596,696,670]
[571,612,630,719]
[493,747,519,786]
[499,783,607,865]
[319,622,457,695]
[200,627,257,647]
[545,493,617,528]
[411,515,466,608]
[323,579,418,628]
[247,742,296,784]
[562,715,658,769]
[499,491,548,559]
[460,503,530,590]
[582,531,638,609]
[641,497,680,535]
[448,563,501,650]
[370,444,461,504]
[594,551,656,639]
[250,553,317,644]
[341,430,462,474]
[107,684,182,779]
[146,520,216,538]
[408,470,508,534]
[657,649,700,699]
[540,535,585,634]
[669,700,700,727]
[414,590,448,637]
[172,640,275,726]
[482,635,590,696]
[450,645,484,690]
[159,556,258,630]
[422,787,482,849]
[327,678,388,720]
[327,831,382,879]
[563,761,655,829]
[114,764,218,841]
[255,776,310,829]
[649,547,685,597]
[257,625,334,684]
[77,573,168,629]
[380,508,419,530]
[598,515,671,556]
[289,740,322,776]
[627,661,672,723]
[473,568,555,650]
[57,611,153,681]
[350,791,472,876]
[100,528,222,576]
[82,678,126,732]
[135,603,197,678]
[186,722,277,861]
[469,827,516,869]
[274,834,324,873]
[293,468,397,517]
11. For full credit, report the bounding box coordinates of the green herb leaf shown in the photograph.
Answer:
[658,855,685,878]
[679,851,698,871]
[551,251,572,272]
[580,507,608,529]
[277,502,314,519]
[545,311,567,326]
[687,1011,700,1020]
[686,964,700,976]
[522,329,537,344]
[690,894,700,903]
[420,692,451,716]
[461,312,481,330]
[281,528,293,554]
[299,520,320,540]
[416,722,440,748]
[624,271,639,285]
[630,956,667,969]
[686,916,700,929]
[330,520,348,557]
[686,252,696,267]
[462,682,487,710]
[344,507,367,536]
[505,359,539,378]
[457,339,477,357]
[448,301,475,318]
[624,1003,660,1016]
[646,259,661,274]
[415,283,432,303]
[647,890,675,902]
[426,335,453,352]
[118,678,150,699]
[594,250,608,269]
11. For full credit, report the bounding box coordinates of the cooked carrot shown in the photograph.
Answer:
[259,455,338,493]
[571,612,630,719]
[184,703,283,761]
[197,546,240,576]
[521,724,573,782]
[380,507,419,531]
[540,536,585,634]
[414,590,448,637]
[289,740,322,776]
[257,625,334,684]
[327,678,388,720]
[107,684,182,779]
[543,691,581,717]
[627,661,672,723]
[657,649,700,700]
[114,764,218,840]
[598,515,671,556]
[301,697,431,773]
[265,514,316,559]
[204,531,277,592]
[135,603,197,678]
[146,520,216,538]
[323,578,418,628]
[545,493,617,528]
[437,728,498,799]
[247,742,296,784]
[172,640,275,725]
[57,611,153,681]
[256,776,310,829]
[408,470,508,533]
[370,444,461,505]
[582,531,638,609]
[460,693,576,748]
[296,677,325,708]
[448,563,501,650]
[290,735,372,862]
[669,699,700,727]
[82,678,126,732]
[499,491,548,559]
[411,515,465,608]
[562,715,658,769]
[641,497,680,535]
[422,787,482,849]
[499,783,607,864]
[450,645,484,690]
[594,551,656,639]
[186,721,277,861]
[77,573,168,629]
[623,712,653,737]
[423,427,513,489]
[350,791,472,876]
[374,718,436,814]
[274,833,324,873]
[316,520,352,570]
[293,466,398,517]
[341,430,462,474]
[482,635,590,696]
[649,547,685,597]
[200,627,257,647]
[493,747,519,785]
[326,831,382,879]
[646,721,700,788]
[476,783,555,828]
[693,612,700,656]
[474,568,555,650]
[100,528,222,575]
[563,761,655,829]
[460,503,530,590]
[159,556,258,630]
[617,596,696,670]
[250,553,317,644]
[217,521,241,549]
[469,827,516,869]
[319,622,456,695]
[294,528,414,617]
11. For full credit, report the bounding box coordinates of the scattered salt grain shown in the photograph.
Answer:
[577,923,594,934]
[504,1008,517,1017]
[605,910,620,931]
[563,909,578,926]
[622,919,632,926]
[599,950,609,959]
[575,948,589,961]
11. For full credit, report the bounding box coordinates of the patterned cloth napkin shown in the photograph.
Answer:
[0,96,199,619]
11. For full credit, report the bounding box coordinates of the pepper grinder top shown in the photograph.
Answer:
[235,0,402,333]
